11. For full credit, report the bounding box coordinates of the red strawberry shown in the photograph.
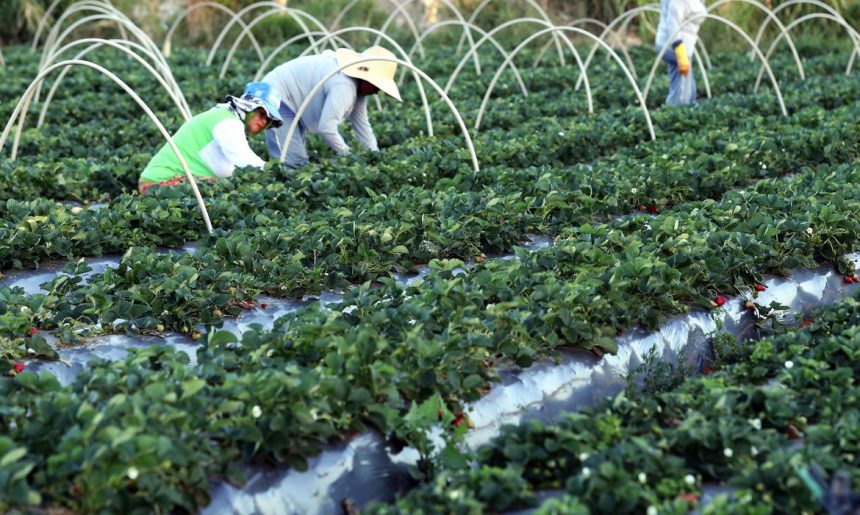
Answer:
[845,276,856,284]
[260,303,269,309]
[453,412,466,427]
[787,424,803,440]
[677,493,699,504]
[714,296,727,307]
[437,409,443,421]
[28,328,38,336]
[647,205,659,214]
[13,363,25,374]
[755,284,766,292]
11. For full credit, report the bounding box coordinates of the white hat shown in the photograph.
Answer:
[336,46,402,102]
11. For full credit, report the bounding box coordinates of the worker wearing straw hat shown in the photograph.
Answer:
[260,46,401,168]
[656,0,706,106]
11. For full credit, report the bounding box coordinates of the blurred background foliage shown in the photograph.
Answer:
[0,0,857,50]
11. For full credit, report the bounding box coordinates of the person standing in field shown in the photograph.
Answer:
[138,82,283,195]
[656,0,707,106]
[260,46,402,168]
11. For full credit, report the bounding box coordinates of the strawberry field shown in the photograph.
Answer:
[1,1,860,513]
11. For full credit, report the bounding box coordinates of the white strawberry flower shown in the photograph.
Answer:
[581,467,591,478]
[785,360,794,369]
[127,467,139,480]
[252,405,262,418]
[647,507,658,515]
[724,448,733,458]
[638,472,647,484]
[750,418,762,431]
[684,474,696,485]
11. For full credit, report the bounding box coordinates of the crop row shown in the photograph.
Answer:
[2,69,859,278]
[366,289,860,514]
[0,95,856,360]
[1,157,859,511]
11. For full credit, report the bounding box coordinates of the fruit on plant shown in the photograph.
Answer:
[713,296,728,307]
[475,254,486,264]
[12,363,25,374]
[28,328,38,336]
[212,309,223,318]
[787,424,802,440]
[745,300,755,310]
[755,284,767,292]
[156,324,165,332]
[191,331,202,341]
[845,276,856,284]
[260,303,268,309]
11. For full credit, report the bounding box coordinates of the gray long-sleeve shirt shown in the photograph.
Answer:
[262,50,378,155]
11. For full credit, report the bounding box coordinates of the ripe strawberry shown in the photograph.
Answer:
[754,284,766,292]
[13,363,25,374]
[677,493,699,504]
[787,424,802,440]
[453,412,466,427]
[714,296,727,307]
[647,205,659,214]
[845,276,856,284]
[28,328,38,336]
[260,303,269,309]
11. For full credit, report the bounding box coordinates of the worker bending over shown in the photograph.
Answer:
[656,0,707,106]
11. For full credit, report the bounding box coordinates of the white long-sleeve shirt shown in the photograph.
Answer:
[655,0,707,52]
[262,50,378,155]
[203,117,266,177]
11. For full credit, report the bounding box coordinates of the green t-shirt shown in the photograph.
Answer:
[140,106,236,183]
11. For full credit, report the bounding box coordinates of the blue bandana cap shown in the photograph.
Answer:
[241,82,284,127]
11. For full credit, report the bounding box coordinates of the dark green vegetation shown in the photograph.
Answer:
[0,39,859,512]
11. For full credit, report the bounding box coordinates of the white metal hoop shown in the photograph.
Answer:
[443,18,590,112]
[162,1,264,61]
[475,26,654,141]
[402,20,527,98]
[642,13,788,116]
[329,0,426,59]
[376,0,481,75]
[455,0,565,66]
[36,39,192,129]
[755,13,860,91]
[0,59,214,234]
[37,11,188,115]
[278,56,480,172]
[205,2,329,67]
[708,0,805,81]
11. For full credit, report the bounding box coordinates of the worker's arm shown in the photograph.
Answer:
[211,118,266,176]
[349,96,379,152]
[317,82,355,156]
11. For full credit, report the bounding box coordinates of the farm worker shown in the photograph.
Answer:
[260,46,402,168]
[138,82,283,195]
[655,0,707,106]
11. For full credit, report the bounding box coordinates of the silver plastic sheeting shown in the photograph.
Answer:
[0,256,120,295]
[205,257,860,515]
[3,242,857,514]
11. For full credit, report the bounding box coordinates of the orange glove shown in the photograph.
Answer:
[674,41,691,76]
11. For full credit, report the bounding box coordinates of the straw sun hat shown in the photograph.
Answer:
[336,46,402,102]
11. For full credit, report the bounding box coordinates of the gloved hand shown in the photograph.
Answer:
[673,41,691,76]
